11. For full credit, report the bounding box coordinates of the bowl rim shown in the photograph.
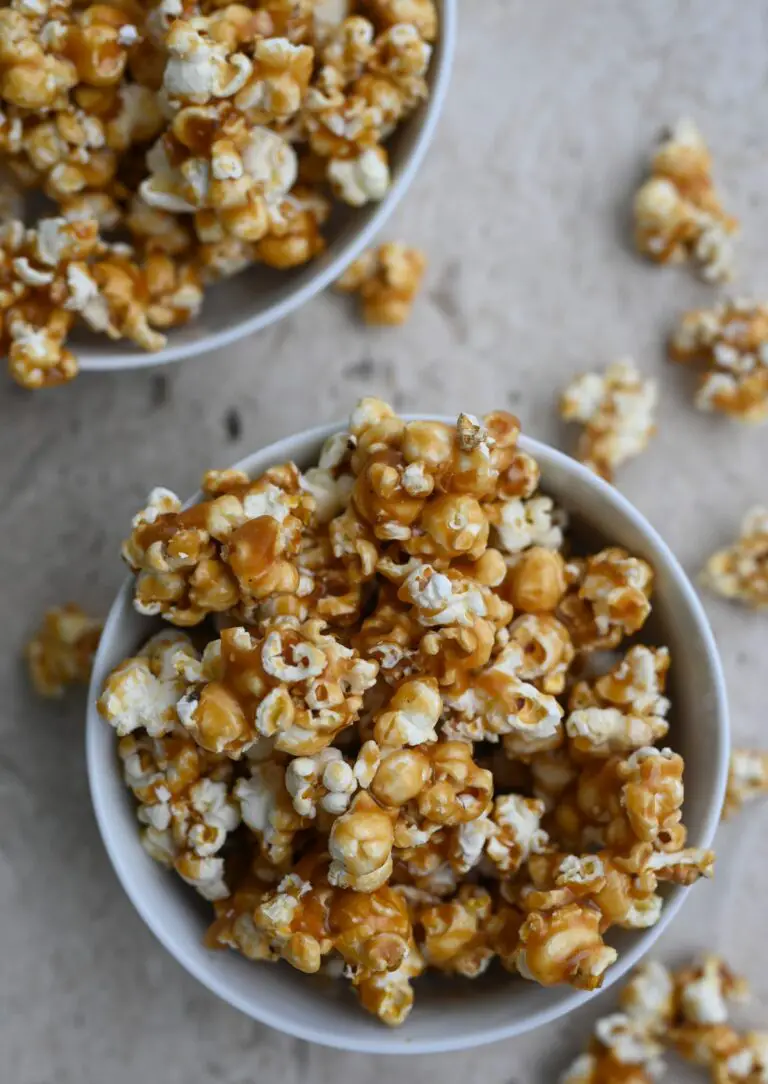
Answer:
[78,1,458,373]
[86,418,730,1054]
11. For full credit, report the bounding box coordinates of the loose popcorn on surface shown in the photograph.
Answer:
[27,603,102,697]
[0,1,439,387]
[335,241,426,325]
[561,954,758,1084]
[723,749,768,819]
[700,507,768,609]
[671,302,768,424]
[97,399,711,1027]
[560,360,658,481]
[633,119,738,283]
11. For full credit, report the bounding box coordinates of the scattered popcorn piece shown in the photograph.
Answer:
[559,1010,664,1084]
[26,603,102,697]
[674,956,749,1027]
[619,960,675,1032]
[562,955,750,1084]
[671,301,768,423]
[723,749,768,818]
[701,507,768,607]
[335,242,427,326]
[633,118,738,282]
[560,360,658,481]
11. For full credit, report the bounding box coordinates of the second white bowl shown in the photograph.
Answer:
[78,2,457,373]
[86,419,729,1053]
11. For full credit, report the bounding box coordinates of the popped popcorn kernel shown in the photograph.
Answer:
[723,749,768,818]
[634,119,738,282]
[26,603,102,697]
[364,0,438,42]
[567,647,671,759]
[671,301,768,424]
[701,507,768,608]
[559,548,653,652]
[335,241,426,326]
[516,903,618,990]
[560,360,658,481]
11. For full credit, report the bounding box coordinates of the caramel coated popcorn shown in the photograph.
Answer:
[27,603,102,697]
[560,360,658,481]
[1,1,439,387]
[701,507,768,608]
[561,954,757,1084]
[723,749,768,819]
[671,302,768,423]
[98,399,711,1026]
[633,119,738,283]
[335,241,426,325]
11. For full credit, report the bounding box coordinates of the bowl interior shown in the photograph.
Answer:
[77,0,456,371]
[86,421,728,1054]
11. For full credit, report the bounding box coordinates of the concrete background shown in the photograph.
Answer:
[2,2,768,1080]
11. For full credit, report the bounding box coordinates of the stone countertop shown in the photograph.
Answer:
[2,2,767,1081]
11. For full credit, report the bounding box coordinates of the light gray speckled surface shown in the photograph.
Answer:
[2,2,768,1081]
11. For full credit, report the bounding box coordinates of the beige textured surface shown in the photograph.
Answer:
[2,2,768,1080]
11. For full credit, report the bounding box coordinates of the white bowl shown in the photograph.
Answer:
[86,419,729,1054]
[77,3,456,373]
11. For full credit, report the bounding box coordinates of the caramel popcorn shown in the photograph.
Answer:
[364,1,438,42]
[566,647,670,759]
[120,730,240,899]
[671,301,768,423]
[562,954,752,1084]
[560,1010,664,1084]
[558,548,653,652]
[99,629,203,737]
[26,603,102,697]
[1,1,440,387]
[701,507,768,607]
[335,241,426,325]
[418,884,494,977]
[486,800,549,883]
[633,118,738,282]
[560,360,658,481]
[98,399,711,1026]
[516,903,618,990]
[723,749,768,819]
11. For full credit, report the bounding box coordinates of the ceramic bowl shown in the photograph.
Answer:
[86,417,728,1053]
[77,2,457,373]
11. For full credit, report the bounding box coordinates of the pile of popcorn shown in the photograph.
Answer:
[0,0,438,389]
[97,399,714,1026]
[561,954,768,1084]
